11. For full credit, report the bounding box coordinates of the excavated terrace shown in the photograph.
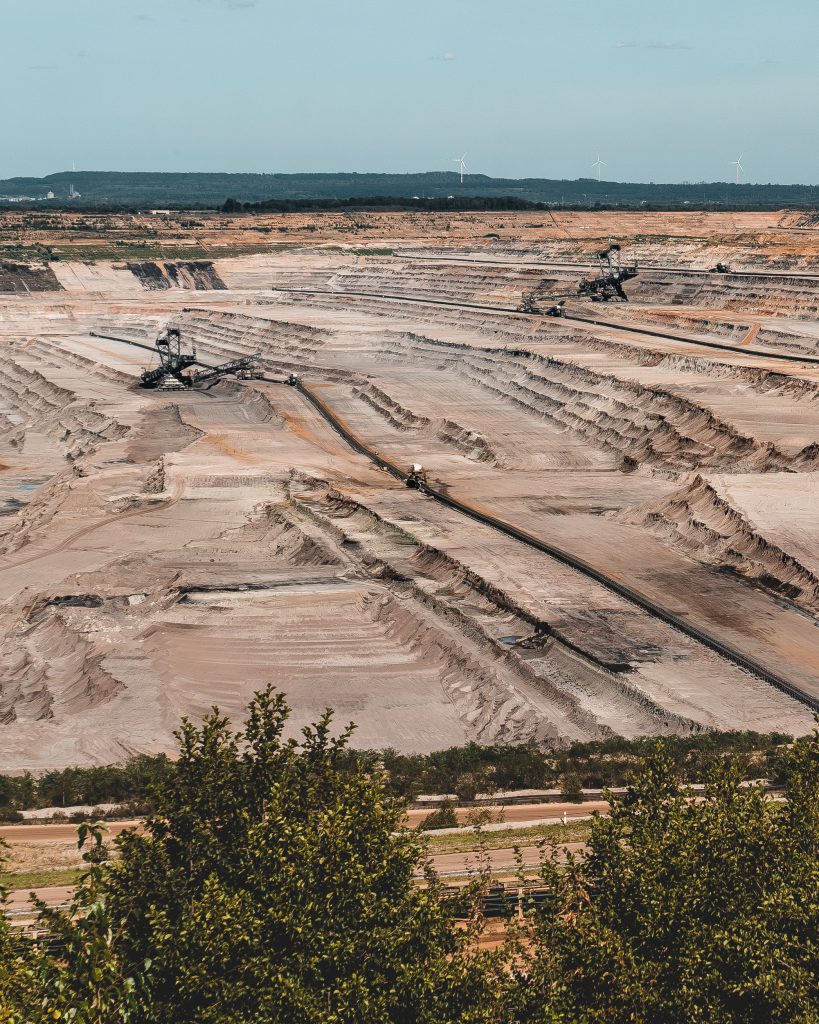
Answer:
[0,211,818,768]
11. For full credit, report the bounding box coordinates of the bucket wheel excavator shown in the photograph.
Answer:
[577,243,638,301]
[139,326,260,390]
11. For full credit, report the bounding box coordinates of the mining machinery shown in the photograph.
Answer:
[517,291,540,314]
[405,463,429,490]
[577,243,638,301]
[517,293,566,317]
[712,262,731,273]
[517,285,566,316]
[139,327,197,389]
[190,357,263,385]
[139,326,260,390]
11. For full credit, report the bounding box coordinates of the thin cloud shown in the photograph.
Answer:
[430,52,456,61]
[614,41,694,50]
[28,64,58,71]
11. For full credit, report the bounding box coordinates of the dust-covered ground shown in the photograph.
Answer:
[1,210,818,770]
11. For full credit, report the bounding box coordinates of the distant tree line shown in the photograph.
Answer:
[4,169,819,210]
[222,195,554,213]
[0,729,792,817]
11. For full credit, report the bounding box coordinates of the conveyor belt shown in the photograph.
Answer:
[293,379,819,713]
[273,289,819,367]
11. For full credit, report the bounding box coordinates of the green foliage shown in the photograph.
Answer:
[0,731,790,817]
[4,698,818,1023]
[377,740,553,799]
[550,730,793,788]
[420,802,459,831]
[514,729,819,1023]
[0,847,46,1022]
[32,822,149,1022]
[32,690,502,1023]
[0,755,173,812]
[558,772,583,803]
[376,731,789,802]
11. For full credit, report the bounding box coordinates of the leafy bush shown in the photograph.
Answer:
[31,689,501,1023]
[514,732,819,1023]
[0,732,791,815]
[3,695,817,1023]
[559,772,583,803]
[419,803,458,830]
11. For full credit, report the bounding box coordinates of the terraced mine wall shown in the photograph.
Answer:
[0,262,62,293]
[126,261,226,290]
[625,475,819,616]
[2,230,819,768]
[294,379,819,713]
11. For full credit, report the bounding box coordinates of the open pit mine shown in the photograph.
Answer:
[1,209,819,770]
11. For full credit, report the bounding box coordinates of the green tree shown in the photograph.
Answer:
[38,689,502,1024]
[514,730,819,1024]
[420,802,459,831]
[0,845,41,1023]
[558,772,583,803]
[34,822,148,1023]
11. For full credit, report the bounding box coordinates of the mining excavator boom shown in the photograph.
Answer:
[139,326,259,389]
[190,353,262,384]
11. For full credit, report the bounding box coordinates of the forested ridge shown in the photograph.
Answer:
[4,170,819,209]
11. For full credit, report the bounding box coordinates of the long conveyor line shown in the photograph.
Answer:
[396,252,819,282]
[272,288,819,367]
[292,378,819,714]
[79,328,819,711]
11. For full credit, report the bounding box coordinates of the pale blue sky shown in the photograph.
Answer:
[3,0,817,183]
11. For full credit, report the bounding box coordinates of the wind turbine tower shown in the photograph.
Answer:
[593,153,606,182]
[730,155,744,184]
[453,153,468,184]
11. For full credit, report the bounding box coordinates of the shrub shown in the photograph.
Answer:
[419,803,458,830]
[34,689,502,1023]
[559,772,584,803]
[515,731,819,1023]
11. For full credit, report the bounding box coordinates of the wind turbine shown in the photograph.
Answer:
[730,155,744,184]
[453,153,468,184]
[592,153,606,182]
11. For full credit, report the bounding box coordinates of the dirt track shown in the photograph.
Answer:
[1,211,818,770]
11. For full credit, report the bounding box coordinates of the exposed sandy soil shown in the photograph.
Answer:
[1,211,818,770]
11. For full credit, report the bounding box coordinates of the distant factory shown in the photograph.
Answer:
[0,189,56,203]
